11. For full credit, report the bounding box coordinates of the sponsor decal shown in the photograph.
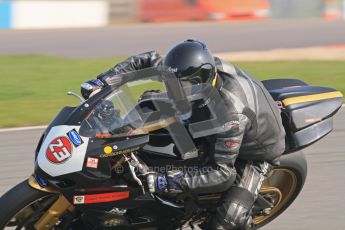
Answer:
[74,196,85,204]
[73,191,130,205]
[104,219,123,227]
[224,141,240,148]
[104,146,113,155]
[99,146,140,158]
[46,137,72,164]
[95,133,112,138]
[167,67,178,73]
[86,157,99,169]
[106,207,127,215]
[67,129,83,147]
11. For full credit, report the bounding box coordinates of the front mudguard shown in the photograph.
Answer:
[28,176,59,194]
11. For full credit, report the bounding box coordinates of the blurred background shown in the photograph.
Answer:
[0,0,345,229]
[1,0,345,29]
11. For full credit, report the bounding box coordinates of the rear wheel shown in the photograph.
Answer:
[254,151,307,228]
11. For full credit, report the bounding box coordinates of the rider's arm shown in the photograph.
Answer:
[81,51,162,99]
[97,51,162,81]
[149,113,250,195]
[180,114,250,194]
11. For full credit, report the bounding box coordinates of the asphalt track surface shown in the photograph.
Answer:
[0,19,345,57]
[0,108,344,229]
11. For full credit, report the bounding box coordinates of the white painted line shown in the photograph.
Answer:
[0,125,47,133]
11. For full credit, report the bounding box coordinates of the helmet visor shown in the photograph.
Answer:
[179,63,215,84]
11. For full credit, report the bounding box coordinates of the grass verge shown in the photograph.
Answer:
[0,55,344,128]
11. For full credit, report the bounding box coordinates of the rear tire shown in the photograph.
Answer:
[254,151,307,228]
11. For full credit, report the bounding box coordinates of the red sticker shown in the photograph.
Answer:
[224,141,240,148]
[73,191,130,204]
[46,137,72,164]
[86,157,99,169]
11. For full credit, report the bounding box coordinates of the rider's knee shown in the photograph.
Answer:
[209,213,252,230]
[215,186,256,229]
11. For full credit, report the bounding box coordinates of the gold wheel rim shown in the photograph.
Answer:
[4,195,57,229]
[255,168,297,224]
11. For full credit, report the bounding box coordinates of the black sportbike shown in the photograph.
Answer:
[0,68,343,229]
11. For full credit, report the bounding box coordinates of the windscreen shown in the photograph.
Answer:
[79,67,190,138]
[79,66,220,139]
[78,67,228,159]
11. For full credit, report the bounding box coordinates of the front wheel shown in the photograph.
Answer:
[0,180,71,229]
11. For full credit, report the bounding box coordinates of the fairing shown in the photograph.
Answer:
[37,125,89,177]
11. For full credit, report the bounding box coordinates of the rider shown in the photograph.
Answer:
[81,39,286,230]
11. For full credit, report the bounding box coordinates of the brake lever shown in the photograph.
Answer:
[67,91,85,104]
[130,153,149,174]
[124,155,146,195]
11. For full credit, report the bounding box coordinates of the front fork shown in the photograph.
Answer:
[28,176,73,230]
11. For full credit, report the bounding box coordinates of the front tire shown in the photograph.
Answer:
[0,180,59,229]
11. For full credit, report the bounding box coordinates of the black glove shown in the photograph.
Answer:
[142,171,185,195]
[81,79,104,99]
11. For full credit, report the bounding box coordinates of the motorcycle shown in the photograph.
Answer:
[0,67,343,229]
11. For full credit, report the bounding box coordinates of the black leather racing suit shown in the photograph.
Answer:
[96,51,286,229]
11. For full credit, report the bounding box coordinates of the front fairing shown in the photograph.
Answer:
[33,86,113,180]
[32,86,149,210]
[33,68,177,197]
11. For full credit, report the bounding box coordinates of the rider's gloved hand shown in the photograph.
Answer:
[143,171,185,195]
[81,79,104,99]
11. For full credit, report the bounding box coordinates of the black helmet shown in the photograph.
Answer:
[163,39,216,85]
